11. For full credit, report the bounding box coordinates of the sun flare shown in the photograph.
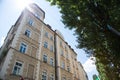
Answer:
[14,0,33,10]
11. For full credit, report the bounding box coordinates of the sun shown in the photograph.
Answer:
[14,0,33,10]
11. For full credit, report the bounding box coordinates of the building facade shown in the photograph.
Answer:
[0,3,88,80]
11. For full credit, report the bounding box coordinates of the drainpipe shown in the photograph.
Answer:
[54,31,58,80]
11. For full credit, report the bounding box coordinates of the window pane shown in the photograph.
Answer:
[62,77,66,80]
[43,54,47,62]
[13,66,17,74]
[50,36,53,41]
[50,58,54,66]
[61,61,65,69]
[50,45,53,52]
[50,74,54,80]
[20,43,27,53]
[45,32,48,37]
[28,19,34,26]
[13,62,22,75]
[35,13,40,19]
[25,30,31,37]
[67,66,70,72]
[44,42,48,48]
[42,71,47,80]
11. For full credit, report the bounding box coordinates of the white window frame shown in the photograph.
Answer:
[61,61,65,69]
[34,13,40,19]
[28,19,34,26]
[50,73,54,80]
[19,42,27,53]
[50,58,54,66]
[50,45,53,52]
[45,32,48,37]
[62,77,66,80]
[50,36,53,41]
[42,70,47,80]
[44,42,48,48]
[12,61,23,75]
[67,66,70,72]
[43,54,47,63]
[25,29,31,37]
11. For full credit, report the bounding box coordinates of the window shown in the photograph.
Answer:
[44,42,48,48]
[61,61,65,69]
[74,72,76,77]
[65,46,67,50]
[60,50,64,56]
[50,58,54,66]
[50,45,53,52]
[43,54,47,63]
[60,41,62,46]
[13,61,23,75]
[66,53,69,59]
[19,43,27,53]
[62,77,66,80]
[68,78,70,80]
[45,32,48,37]
[67,66,70,72]
[65,46,68,51]
[42,71,47,80]
[50,74,54,80]
[25,29,31,37]
[34,13,40,19]
[50,36,53,41]
[28,19,34,26]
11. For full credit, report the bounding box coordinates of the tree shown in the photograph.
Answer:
[47,0,120,79]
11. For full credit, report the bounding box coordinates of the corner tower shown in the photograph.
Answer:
[28,3,45,21]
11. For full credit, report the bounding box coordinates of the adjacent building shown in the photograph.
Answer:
[0,3,88,80]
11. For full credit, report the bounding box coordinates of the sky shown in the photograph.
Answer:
[0,0,98,80]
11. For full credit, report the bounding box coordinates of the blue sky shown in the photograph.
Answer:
[0,0,98,80]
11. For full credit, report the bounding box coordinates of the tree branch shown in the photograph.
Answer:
[107,24,120,37]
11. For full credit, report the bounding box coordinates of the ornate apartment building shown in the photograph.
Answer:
[0,3,88,80]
